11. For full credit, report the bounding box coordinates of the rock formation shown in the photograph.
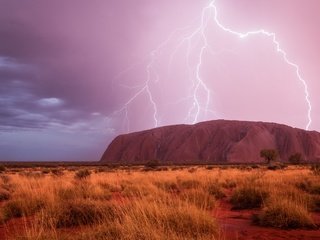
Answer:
[100,120,320,164]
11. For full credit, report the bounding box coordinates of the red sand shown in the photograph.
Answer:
[216,201,320,240]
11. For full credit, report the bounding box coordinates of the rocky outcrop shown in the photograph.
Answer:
[100,120,320,164]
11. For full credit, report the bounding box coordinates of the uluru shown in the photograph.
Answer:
[101,120,320,164]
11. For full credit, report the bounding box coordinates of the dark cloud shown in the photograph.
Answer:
[0,0,185,160]
[0,0,319,160]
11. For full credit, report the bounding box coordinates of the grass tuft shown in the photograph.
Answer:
[230,184,268,209]
[255,199,316,229]
[75,169,91,180]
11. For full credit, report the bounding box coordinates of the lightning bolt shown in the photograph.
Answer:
[112,0,312,131]
[208,1,312,130]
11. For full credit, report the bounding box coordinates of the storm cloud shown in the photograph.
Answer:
[0,0,319,160]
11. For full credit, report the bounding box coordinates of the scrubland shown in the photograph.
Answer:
[0,164,319,239]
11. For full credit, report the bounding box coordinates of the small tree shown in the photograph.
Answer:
[145,160,159,169]
[260,149,278,164]
[289,153,303,165]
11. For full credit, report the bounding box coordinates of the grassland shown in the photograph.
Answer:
[0,164,319,239]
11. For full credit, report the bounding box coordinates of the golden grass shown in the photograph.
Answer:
[256,198,316,229]
[0,165,319,239]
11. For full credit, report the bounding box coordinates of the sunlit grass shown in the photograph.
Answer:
[0,165,319,239]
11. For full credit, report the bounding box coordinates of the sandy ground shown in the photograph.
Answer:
[216,201,320,240]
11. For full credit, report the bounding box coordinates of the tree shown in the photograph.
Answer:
[260,149,278,164]
[289,153,303,165]
[145,159,159,169]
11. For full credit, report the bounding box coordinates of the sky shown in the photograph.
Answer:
[0,0,319,161]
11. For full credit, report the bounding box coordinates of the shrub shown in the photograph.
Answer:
[157,167,169,171]
[296,179,312,192]
[0,189,10,201]
[2,200,24,220]
[0,165,6,173]
[251,164,260,169]
[188,168,197,173]
[55,201,117,228]
[171,167,183,171]
[75,169,91,180]
[144,160,159,169]
[207,183,226,199]
[267,164,281,170]
[267,162,286,170]
[255,199,316,229]
[296,179,320,194]
[231,185,268,209]
[2,198,45,221]
[260,149,278,163]
[311,164,320,175]
[0,175,10,184]
[41,169,50,174]
[95,167,107,173]
[67,167,77,172]
[51,169,64,176]
[141,167,154,172]
[289,153,303,164]
[309,184,320,195]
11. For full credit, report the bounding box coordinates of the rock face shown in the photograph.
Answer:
[100,120,320,164]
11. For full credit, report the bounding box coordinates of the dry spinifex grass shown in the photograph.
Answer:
[0,165,318,239]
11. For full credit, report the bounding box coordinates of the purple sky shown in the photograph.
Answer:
[0,0,319,161]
